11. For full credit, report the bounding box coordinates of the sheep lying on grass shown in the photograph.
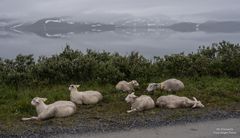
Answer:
[125,92,155,113]
[22,97,76,121]
[69,84,103,105]
[146,78,184,93]
[116,80,139,93]
[156,95,204,109]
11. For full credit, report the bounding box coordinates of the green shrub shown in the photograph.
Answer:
[0,41,240,86]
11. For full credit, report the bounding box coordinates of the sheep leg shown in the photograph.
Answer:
[21,116,39,121]
[167,104,177,109]
[22,109,55,121]
[127,108,137,113]
[75,100,83,104]
[38,108,55,120]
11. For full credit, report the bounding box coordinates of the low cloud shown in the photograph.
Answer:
[0,0,239,21]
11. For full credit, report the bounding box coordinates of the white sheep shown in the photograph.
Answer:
[22,97,76,121]
[115,80,139,93]
[125,92,155,113]
[69,84,103,105]
[156,95,205,109]
[145,78,184,93]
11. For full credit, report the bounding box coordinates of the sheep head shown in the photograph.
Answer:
[192,97,205,108]
[31,97,47,106]
[145,83,160,92]
[125,92,137,104]
[69,84,80,91]
[129,80,139,87]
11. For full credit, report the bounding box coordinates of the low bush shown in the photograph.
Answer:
[0,41,240,86]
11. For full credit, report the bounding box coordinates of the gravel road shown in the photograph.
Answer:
[58,118,239,138]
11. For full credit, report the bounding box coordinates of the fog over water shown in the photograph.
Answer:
[0,0,240,58]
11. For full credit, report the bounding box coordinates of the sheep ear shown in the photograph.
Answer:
[193,97,197,101]
[192,102,197,108]
[76,85,80,88]
[159,83,163,89]
[41,98,47,102]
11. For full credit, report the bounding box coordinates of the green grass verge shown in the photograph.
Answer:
[0,77,240,133]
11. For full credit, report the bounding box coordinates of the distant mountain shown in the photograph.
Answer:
[0,18,15,26]
[5,16,174,38]
[165,22,198,32]
[114,17,174,28]
[5,17,115,38]
[165,21,240,33]
[3,16,240,38]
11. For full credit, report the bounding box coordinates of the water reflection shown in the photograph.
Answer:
[1,19,240,59]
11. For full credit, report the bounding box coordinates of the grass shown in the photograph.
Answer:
[0,76,240,134]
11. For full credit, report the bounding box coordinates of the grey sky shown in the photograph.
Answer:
[0,0,240,21]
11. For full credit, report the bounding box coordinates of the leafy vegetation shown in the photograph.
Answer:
[0,41,240,87]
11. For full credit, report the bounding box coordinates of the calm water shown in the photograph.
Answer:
[1,28,240,59]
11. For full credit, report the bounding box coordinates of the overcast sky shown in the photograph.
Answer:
[0,0,239,21]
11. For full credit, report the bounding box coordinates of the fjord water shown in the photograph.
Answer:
[1,0,240,59]
[1,26,240,59]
